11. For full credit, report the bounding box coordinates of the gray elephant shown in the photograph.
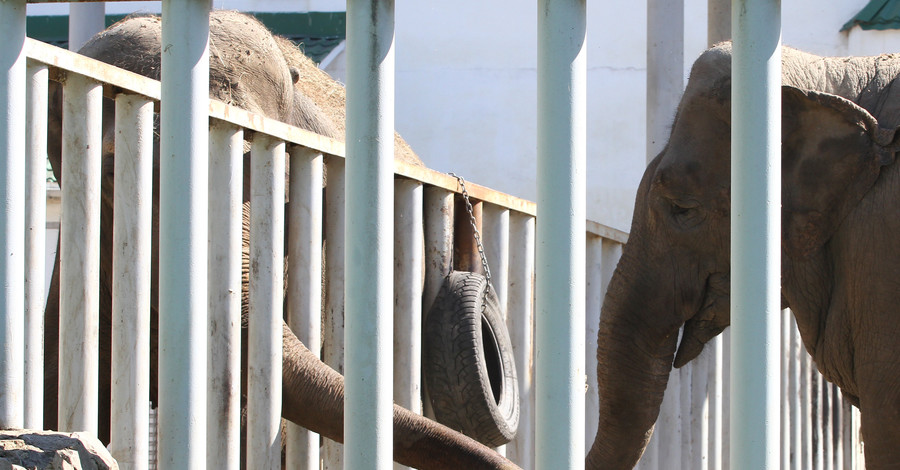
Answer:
[588,42,900,469]
[44,11,518,470]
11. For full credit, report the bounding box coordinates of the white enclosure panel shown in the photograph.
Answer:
[109,94,154,470]
[207,121,244,470]
[285,146,325,470]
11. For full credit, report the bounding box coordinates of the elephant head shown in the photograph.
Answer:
[586,42,900,469]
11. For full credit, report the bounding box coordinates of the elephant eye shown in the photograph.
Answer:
[668,199,703,228]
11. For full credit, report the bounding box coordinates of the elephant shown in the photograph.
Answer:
[43,10,519,470]
[587,41,900,470]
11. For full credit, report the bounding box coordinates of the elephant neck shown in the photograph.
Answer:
[781,249,831,360]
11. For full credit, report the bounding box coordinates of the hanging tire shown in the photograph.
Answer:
[424,270,519,447]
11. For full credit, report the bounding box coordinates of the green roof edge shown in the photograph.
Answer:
[27,11,346,44]
[841,0,900,31]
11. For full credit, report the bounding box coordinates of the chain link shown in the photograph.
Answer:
[448,173,492,286]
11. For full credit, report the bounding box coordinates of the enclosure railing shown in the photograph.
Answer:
[4,28,865,470]
[11,36,621,469]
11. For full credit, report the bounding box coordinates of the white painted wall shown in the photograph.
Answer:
[383,0,900,231]
[27,0,900,230]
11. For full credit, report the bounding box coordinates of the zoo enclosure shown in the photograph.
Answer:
[0,2,868,470]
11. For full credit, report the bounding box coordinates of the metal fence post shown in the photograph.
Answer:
[344,0,395,466]
[285,146,324,470]
[157,0,211,466]
[730,1,782,468]
[68,2,105,52]
[536,0,586,467]
[58,73,103,435]
[0,0,26,430]
[24,60,48,430]
[110,94,154,470]
[248,135,286,470]
[207,122,244,470]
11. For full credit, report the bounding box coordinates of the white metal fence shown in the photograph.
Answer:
[629,319,865,470]
[3,20,867,470]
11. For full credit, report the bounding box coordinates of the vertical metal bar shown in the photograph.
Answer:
[584,234,603,458]
[484,203,509,457]
[790,317,802,470]
[681,366,693,469]
[709,336,723,470]
[392,178,423,470]
[344,0,395,466]
[392,178,423,413]
[285,145,324,470]
[646,0,684,161]
[110,94,154,470]
[657,369,682,465]
[24,60,48,430]
[248,135,286,470]
[323,157,346,469]
[730,0,781,468]
[814,372,824,469]
[708,0,732,46]
[507,213,535,468]
[422,187,453,315]
[68,2,105,52]
[722,329,731,468]
[691,352,710,470]
[483,204,510,311]
[824,382,834,470]
[157,0,210,466]
[58,73,103,435]
[422,186,453,421]
[834,385,843,470]
[782,310,791,470]
[707,7,729,468]
[801,346,813,470]
[207,121,244,470]
[0,0,26,430]
[646,0,687,459]
[536,0,586,466]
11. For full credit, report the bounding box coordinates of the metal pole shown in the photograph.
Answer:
[708,0,732,46]
[323,157,345,469]
[730,1,781,468]
[392,179,423,470]
[344,0,394,466]
[285,146,324,470]
[110,94,154,470]
[507,213,535,468]
[536,0,586,467]
[248,135,285,470]
[58,73,103,435]
[158,0,210,466]
[24,60,48,430]
[207,122,243,470]
[647,0,684,162]
[0,0,26,430]
[68,2,105,52]
[392,178,423,417]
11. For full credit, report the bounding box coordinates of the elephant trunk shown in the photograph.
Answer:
[280,325,520,470]
[585,243,681,469]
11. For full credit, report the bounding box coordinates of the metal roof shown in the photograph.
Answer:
[842,0,900,31]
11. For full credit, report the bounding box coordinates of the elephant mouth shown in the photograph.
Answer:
[673,272,729,368]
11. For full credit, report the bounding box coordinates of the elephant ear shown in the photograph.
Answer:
[781,86,899,258]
